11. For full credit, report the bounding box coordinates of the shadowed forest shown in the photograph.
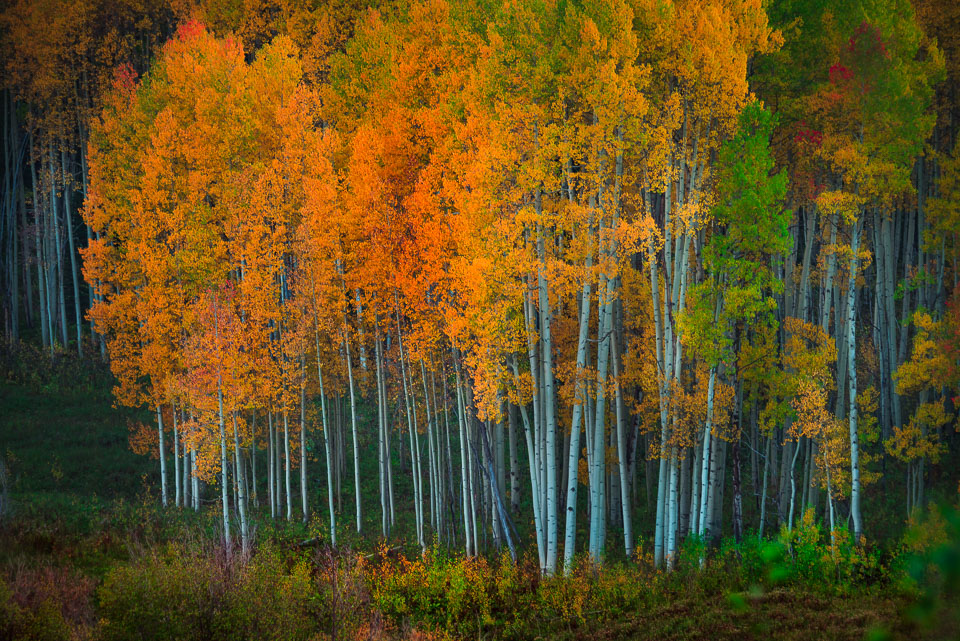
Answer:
[2,0,960,638]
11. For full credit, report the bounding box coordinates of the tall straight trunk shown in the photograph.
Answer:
[156,405,168,507]
[277,408,284,516]
[896,208,913,393]
[344,332,362,533]
[847,219,864,541]
[690,438,702,536]
[650,232,668,566]
[522,263,545,554]
[678,449,690,536]
[313,351,336,545]
[509,403,520,515]
[535,216,559,573]
[398,325,424,549]
[666,449,679,568]
[697,367,717,537]
[250,411,257,509]
[512,356,545,567]
[173,406,181,507]
[462,377,480,554]
[562,222,594,571]
[422,362,439,534]
[30,138,48,349]
[612,329,633,558]
[709,438,727,538]
[758,435,771,540]
[881,216,902,433]
[60,149,82,354]
[218,384,231,553]
[455,362,473,555]
[48,146,67,347]
[589,268,614,563]
[268,411,275,518]
[192,447,200,511]
[233,414,249,555]
[44,167,56,349]
[375,330,389,537]
[283,410,292,521]
[301,370,309,523]
[183,409,192,509]
[732,438,743,542]
[19,180,31,334]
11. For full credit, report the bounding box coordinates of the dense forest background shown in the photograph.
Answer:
[2,0,960,638]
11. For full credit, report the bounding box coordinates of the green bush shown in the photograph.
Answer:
[0,577,72,641]
[97,543,322,641]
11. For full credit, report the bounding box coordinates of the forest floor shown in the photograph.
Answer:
[1,372,959,640]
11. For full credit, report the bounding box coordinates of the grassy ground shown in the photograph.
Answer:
[1,352,958,640]
[1,381,150,500]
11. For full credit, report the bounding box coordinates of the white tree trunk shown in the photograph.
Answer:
[156,405,167,507]
[233,414,249,555]
[344,333,362,533]
[218,383,231,553]
[301,371,309,523]
[847,219,863,541]
[283,410,292,522]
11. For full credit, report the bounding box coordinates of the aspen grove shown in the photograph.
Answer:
[3,0,960,579]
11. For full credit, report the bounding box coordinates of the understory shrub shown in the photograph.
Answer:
[97,542,321,641]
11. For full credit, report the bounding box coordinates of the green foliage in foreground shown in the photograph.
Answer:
[2,361,960,640]
[1,497,959,640]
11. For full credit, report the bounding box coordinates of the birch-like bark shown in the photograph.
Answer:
[30,137,49,349]
[316,362,336,545]
[268,410,275,519]
[509,403,520,515]
[847,219,863,541]
[562,221,594,572]
[375,331,389,537]
[344,332,362,533]
[536,217,559,574]
[283,409,292,522]
[173,406,181,507]
[233,414,249,555]
[157,404,167,507]
[697,367,717,537]
[612,329,633,558]
[48,146,67,347]
[59,149,82,354]
[454,362,473,555]
[511,355,545,568]
[397,324,424,549]
[300,367,309,523]
[217,383,231,553]
[589,258,614,563]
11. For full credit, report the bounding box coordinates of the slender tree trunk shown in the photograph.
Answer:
[250,411,257,509]
[535,215,560,575]
[301,368,309,523]
[284,410,292,522]
[173,406,181,507]
[268,410,275,519]
[847,219,864,541]
[563,227,594,571]
[233,414,249,555]
[612,330,633,558]
[60,149,82,354]
[509,403,520,515]
[344,332,362,533]
[30,138,48,350]
[157,405,168,507]
[218,384,231,554]
[698,367,717,537]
